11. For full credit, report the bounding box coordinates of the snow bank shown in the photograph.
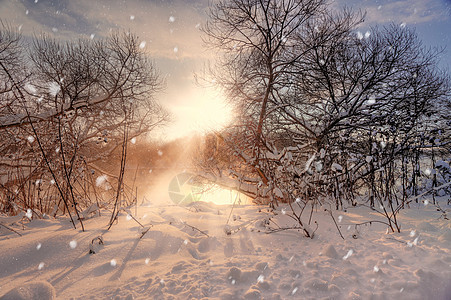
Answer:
[0,197,450,299]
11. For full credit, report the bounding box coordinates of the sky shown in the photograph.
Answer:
[0,0,450,140]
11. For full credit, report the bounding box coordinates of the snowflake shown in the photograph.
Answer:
[373,265,379,272]
[139,41,146,49]
[400,22,406,28]
[291,287,298,295]
[126,214,132,221]
[173,46,178,53]
[169,16,175,22]
[25,83,37,94]
[131,137,136,144]
[338,215,343,223]
[356,31,363,40]
[110,259,117,267]
[409,230,416,237]
[365,31,371,39]
[69,240,77,249]
[96,175,107,187]
[52,27,58,33]
[257,275,264,283]
[27,135,35,143]
[26,10,29,15]
[26,209,32,219]
[90,34,95,39]
[157,150,163,156]
[50,179,55,185]
[130,15,135,20]
[36,243,42,250]
[48,82,60,97]
[38,262,44,270]
[343,249,353,260]
[145,258,150,265]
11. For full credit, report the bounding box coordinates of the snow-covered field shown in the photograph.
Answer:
[1,195,450,300]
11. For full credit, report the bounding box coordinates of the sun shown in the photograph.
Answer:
[165,87,234,140]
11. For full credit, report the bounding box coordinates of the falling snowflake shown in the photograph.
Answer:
[338,215,343,223]
[96,175,107,187]
[183,239,188,245]
[50,179,55,185]
[36,243,42,250]
[424,200,429,206]
[130,15,135,20]
[291,287,298,295]
[126,214,132,221]
[38,262,45,270]
[281,208,286,215]
[356,31,363,40]
[169,16,175,22]
[145,258,150,264]
[410,230,416,237]
[69,240,77,249]
[160,279,165,285]
[26,209,32,219]
[48,82,60,96]
[157,150,163,156]
[343,249,353,260]
[231,279,236,285]
[90,34,95,39]
[26,10,29,15]
[131,137,136,144]
[27,135,35,143]
[378,5,382,10]
[400,22,406,28]
[195,23,201,29]
[373,265,379,272]
[25,83,37,94]
[139,41,146,49]
[173,46,178,53]
[34,0,38,3]
[52,27,58,33]
[365,31,371,39]
[110,259,117,267]
[257,275,264,283]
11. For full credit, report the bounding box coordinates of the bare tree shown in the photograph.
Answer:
[0,24,169,228]
[198,0,450,233]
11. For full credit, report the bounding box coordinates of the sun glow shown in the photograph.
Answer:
[193,185,252,205]
[164,87,234,140]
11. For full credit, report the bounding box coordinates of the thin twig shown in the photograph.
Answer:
[0,223,23,236]
[182,222,209,237]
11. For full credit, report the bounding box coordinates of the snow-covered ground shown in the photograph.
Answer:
[1,195,450,300]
